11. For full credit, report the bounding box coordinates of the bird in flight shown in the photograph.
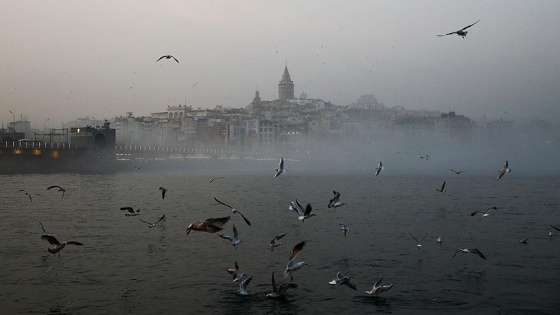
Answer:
[289,200,316,223]
[218,224,242,250]
[496,160,511,180]
[19,189,32,202]
[274,157,287,177]
[47,185,66,198]
[365,277,394,297]
[327,191,346,210]
[269,232,287,251]
[138,215,166,228]
[120,207,140,217]
[438,20,480,38]
[328,271,357,290]
[214,197,251,226]
[453,248,487,259]
[410,232,427,249]
[40,223,83,256]
[339,223,350,236]
[450,169,465,175]
[186,216,230,235]
[209,176,225,183]
[436,181,446,193]
[471,206,498,217]
[156,55,179,63]
[266,271,298,298]
[159,187,167,199]
[226,261,245,282]
[285,241,306,281]
[374,161,383,176]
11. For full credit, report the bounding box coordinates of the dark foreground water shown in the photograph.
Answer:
[1,160,559,314]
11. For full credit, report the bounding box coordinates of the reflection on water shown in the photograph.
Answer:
[0,166,559,314]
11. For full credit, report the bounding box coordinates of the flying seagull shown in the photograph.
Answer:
[218,224,241,249]
[519,237,529,244]
[269,232,287,251]
[226,261,245,282]
[40,223,83,256]
[209,176,225,183]
[156,55,179,63]
[274,157,287,177]
[47,185,66,198]
[138,215,166,228]
[496,160,511,180]
[374,161,383,176]
[266,271,298,298]
[436,236,443,246]
[237,275,252,296]
[327,191,346,209]
[410,232,428,249]
[285,241,306,281]
[214,197,251,226]
[19,189,32,202]
[328,272,357,290]
[453,248,487,259]
[120,207,140,217]
[471,206,498,217]
[365,277,394,297]
[438,20,480,38]
[289,200,316,223]
[436,181,446,193]
[339,223,350,236]
[450,169,466,175]
[158,187,167,199]
[186,216,230,235]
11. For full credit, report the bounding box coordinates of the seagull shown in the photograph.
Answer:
[285,241,306,281]
[327,191,346,209]
[519,237,529,244]
[156,55,179,63]
[339,223,350,236]
[496,160,511,180]
[420,155,430,160]
[266,271,298,298]
[214,197,251,226]
[120,207,140,217]
[365,277,394,297]
[47,185,66,198]
[218,224,241,249]
[19,189,32,202]
[237,275,252,296]
[471,206,498,217]
[328,272,357,290]
[158,187,167,199]
[209,176,225,183]
[450,169,466,175]
[453,248,487,259]
[436,236,443,246]
[289,200,316,223]
[410,232,427,249]
[549,229,555,237]
[269,232,287,251]
[186,216,230,235]
[274,157,287,177]
[438,20,480,38]
[138,215,166,228]
[226,261,245,282]
[40,223,83,256]
[436,181,446,193]
[374,161,383,176]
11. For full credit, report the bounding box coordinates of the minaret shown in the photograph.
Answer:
[278,64,294,102]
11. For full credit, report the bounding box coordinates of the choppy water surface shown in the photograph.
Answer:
[1,161,559,314]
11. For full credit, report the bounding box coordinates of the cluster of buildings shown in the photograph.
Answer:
[4,65,557,152]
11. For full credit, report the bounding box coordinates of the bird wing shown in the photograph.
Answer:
[66,241,83,246]
[374,277,384,287]
[41,234,60,245]
[472,248,486,259]
[437,31,457,36]
[275,233,287,241]
[120,207,134,213]
[420,232,428,242]
[172,56,179,63]
[39,222,48,234]
[232,224,238,238]
[409,232,419,244]
[289,241,306,260]
[550,225,560,232]
[47,185,61,190]
[441,181,446,190]
[214,197,233,209]
[279,158,284,169]
[461,20,480,31]
[206,216,231,227]
[471,211,481,216]
[218,234,233,241]
[271,271,277,292]
[304,204,313,216]
[156,56,165,62]
[138,218,153,225]
[277,283,298,296]
[155,215,166,224]
[236,211,251,226]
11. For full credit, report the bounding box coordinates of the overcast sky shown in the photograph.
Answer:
[2,0,559,128]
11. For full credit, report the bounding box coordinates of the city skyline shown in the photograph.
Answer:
[2,1,560,129]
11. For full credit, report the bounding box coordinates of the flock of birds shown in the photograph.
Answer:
[28,154,546,302]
